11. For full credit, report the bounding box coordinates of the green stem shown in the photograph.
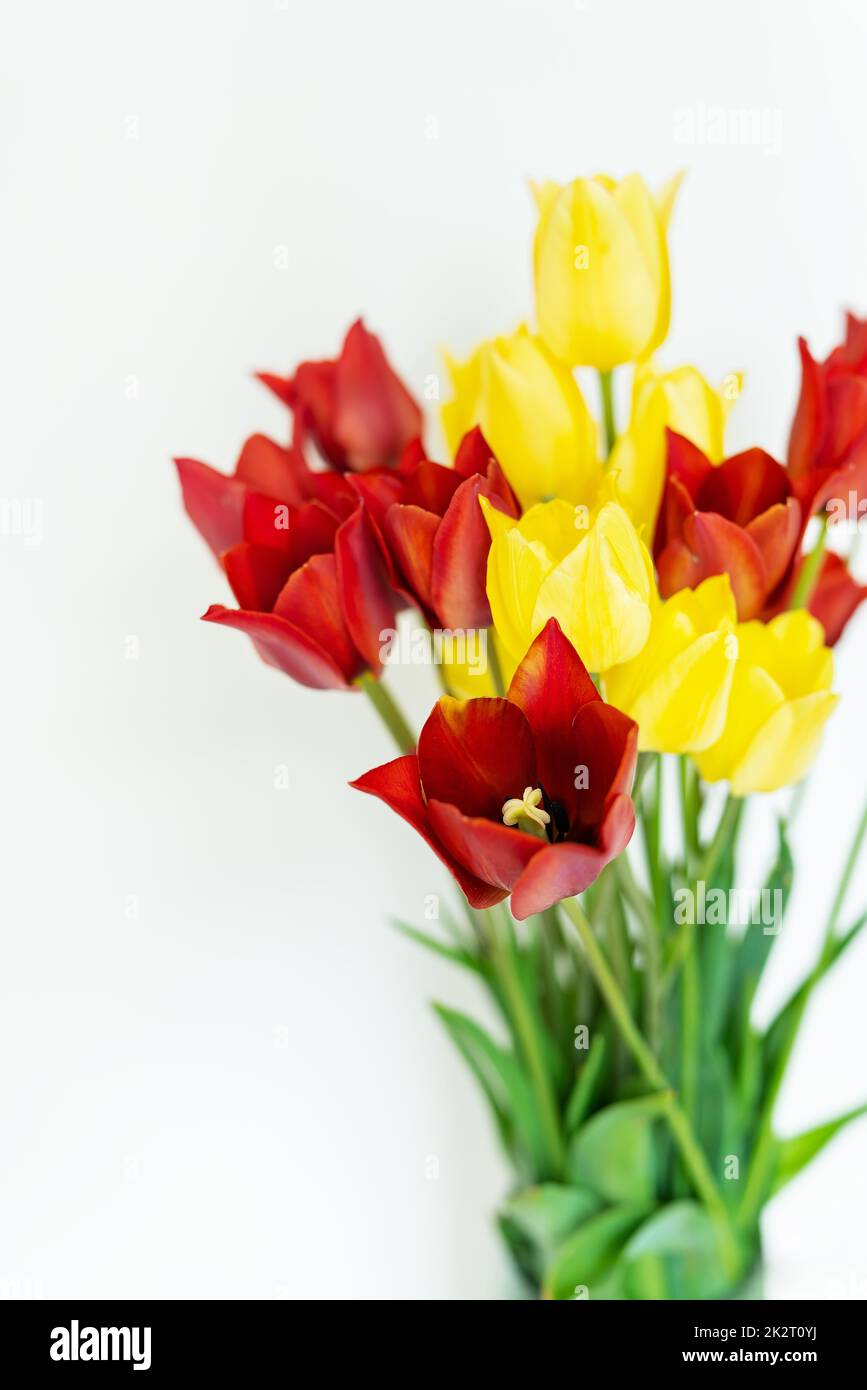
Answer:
[486,629,506,697]
[697,792,741,884]
[359,674,416,754]
[614,854,660,1051]
[739,792,867,1226]
[677,759,702,1145]
[790,512,829,610]
[678,757,700,877]
[486,905,565,1177]
[663,793,742,988]
[640,754,666,930]
[598,370,617,457]
[560,896,740,1279]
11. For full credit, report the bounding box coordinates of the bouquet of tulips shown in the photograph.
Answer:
[176,171,867,1300]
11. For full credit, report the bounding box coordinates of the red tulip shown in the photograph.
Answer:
[655,431,802,620]
[768,549,867,647]
[258,319,423,474]
[175,435,401,690]
[351,619,637,919]
[787,315,867,516]
[384,427,520,629]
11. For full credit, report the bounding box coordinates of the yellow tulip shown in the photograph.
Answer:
[533,172,681,371]
[607,361,732,535]
[694,610,839,796]
[441,325,599,509]
[603,575,738,754]
[480,496,654,676]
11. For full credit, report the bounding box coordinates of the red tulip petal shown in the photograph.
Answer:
[400,460,463,516]
[506,619,599,815]
[787,337,826,478]
[221,542,293,612]
[510,793,635,920]
[398,437,429,473]
[286,500,341,567]
[658,512,767,620]
[307,471,362,522]
[350,756,506,909]
[417,696,536,820]
[821,375,867,470]
[570,704,638,830]
[454,425,496,479]
[348,471,406,530]
[235,433,310,506]
[273,553,363,682]
[656,474,697,556]
[825,312,867,373]
[666,429,712,496]
[430,470,517,630]
[175,456,247,556]
[290,359,343,467]
[239,492,293,551]
[808,551,867,646]
[255,371,295,408]
[334,503,400,675]
[384,503,439,611]
[697,448,789,527]
[745,497,801,594]
[333,319,423,472]
[202,604,352,689]
[427,799,544,892]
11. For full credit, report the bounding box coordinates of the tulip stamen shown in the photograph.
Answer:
[502,786,551,836]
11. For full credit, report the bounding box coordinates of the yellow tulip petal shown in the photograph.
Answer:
[515,497,585,564]
[655,169,685,230]
[442,629,507,699]
[479,329,599,507]
[729,691,840,796]
[604,575,737,752]
[532,502,653,672]
[534,178,659,370]
[693,663,784,785]
[628,631,736,753]
[481,497,556,665]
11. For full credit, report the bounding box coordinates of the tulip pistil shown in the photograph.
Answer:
[502,786,551,836]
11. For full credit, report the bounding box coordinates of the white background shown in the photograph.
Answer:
[3,0,867,1299]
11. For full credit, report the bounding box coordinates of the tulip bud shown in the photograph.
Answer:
[694,610,839,795]
[442,326,599,509]
[533,173,681,371]
[603,575,739,753]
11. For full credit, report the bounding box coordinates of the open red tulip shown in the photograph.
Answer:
[655,431,803,620]
[351,619,637,919]
[257,318,422,474]
[175,435,401,690]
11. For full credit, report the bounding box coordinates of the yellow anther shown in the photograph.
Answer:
[502,786,551,833]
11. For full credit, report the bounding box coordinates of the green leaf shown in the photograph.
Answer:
[566,1094,668,1204]
[499,1183,603,1280]
[762,907,867,1080]
[772,1102,867,1194]
[829,907,867,968]
[730,819,792,1008]
[564,1033,608,1136]
[390,918,484,974]
[433,1004,548,1176]
[620,1201,731,1300]
[543,1202,652,1300]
